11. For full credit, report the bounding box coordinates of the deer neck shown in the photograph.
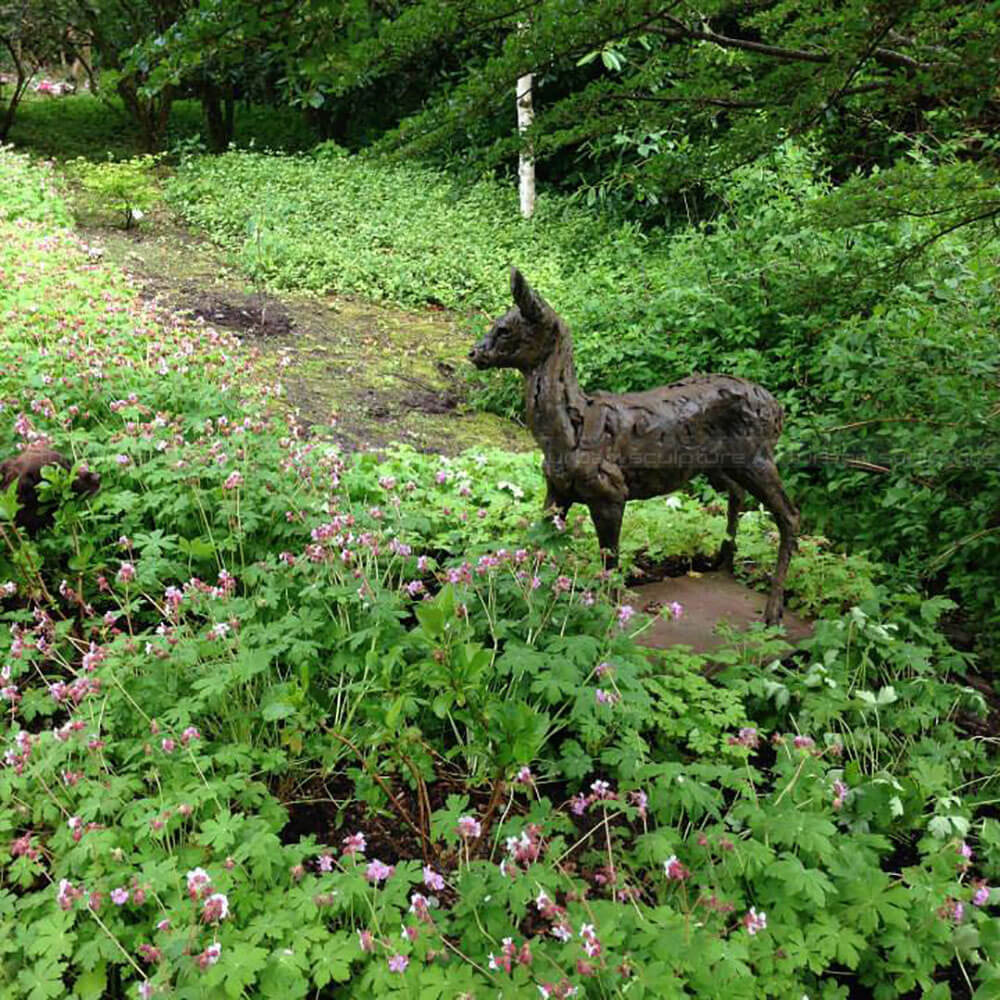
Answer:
[524,327,585,455]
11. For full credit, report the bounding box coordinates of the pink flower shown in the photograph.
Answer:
[743,907,767,935]
[423,865,445,891]
[973,882,990,906]
[516,766,533,785]
[590,780,615,801]
[202,892,229,922]
[668,601,684,619]
[110,887,129,905]
[663,855,689,880]
[342,831,366,856]
[629,789,648,818]
[317,852,335,872]
[358,929,375,952]
[616,604,635,628]
[56,879,81,910]
[186,867,212,899]
[792,734,815,749]
[579,923,602,958]
[729,727,759,749]
[138,981,154,999]
[595,688,620,706]
[197,942,222,969]
[457,815,482,839]
[116,562,136,584]
[156,919,171,933]
[223,471,243,490]
[388,953,409,973]
[832,779,848,810]
[365,859,395,883]
[161,738,176,753]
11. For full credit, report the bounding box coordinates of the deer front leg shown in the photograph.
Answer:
[588,500,625,569]
[543,482,573,521]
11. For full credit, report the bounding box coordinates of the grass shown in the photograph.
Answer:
[7,91,319,161]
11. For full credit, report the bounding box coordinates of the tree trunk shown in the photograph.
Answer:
[117,76,175,152]
[224,84,235,144]
[516,69,535,219]
[201,79,237,152]
[0,41,31,142]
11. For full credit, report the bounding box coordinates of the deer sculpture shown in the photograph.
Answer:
[469,268,799,625]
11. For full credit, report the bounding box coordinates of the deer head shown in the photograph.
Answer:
[469,268,559,373]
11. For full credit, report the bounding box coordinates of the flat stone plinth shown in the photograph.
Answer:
[632,572,813,655]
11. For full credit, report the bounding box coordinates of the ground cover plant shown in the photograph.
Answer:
[2,148,1000,999]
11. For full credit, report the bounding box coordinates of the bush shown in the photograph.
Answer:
[0,144,71,225]
[7,92,319,162]
[68,154,160,228]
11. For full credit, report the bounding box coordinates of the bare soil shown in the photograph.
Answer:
[632,571,813,655]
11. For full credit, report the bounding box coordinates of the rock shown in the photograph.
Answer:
[0,445,100,536]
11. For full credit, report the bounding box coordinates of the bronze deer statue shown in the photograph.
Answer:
[469,268,799,625]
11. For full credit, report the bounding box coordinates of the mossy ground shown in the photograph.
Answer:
[71,190,532,454]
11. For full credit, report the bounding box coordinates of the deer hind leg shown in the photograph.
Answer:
[706,472,745,573]
[728,459,799,625]
[588,500,625,570]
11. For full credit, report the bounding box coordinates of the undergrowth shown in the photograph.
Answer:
[161,143,1000,646]
[1,148,999,1000]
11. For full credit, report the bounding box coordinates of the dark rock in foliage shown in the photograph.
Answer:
[0,445,100,536]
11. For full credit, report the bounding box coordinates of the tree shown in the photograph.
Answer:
[322,0,999,227]
[0,1,74,140]
[516,40,534,218]
[123,0,398,151]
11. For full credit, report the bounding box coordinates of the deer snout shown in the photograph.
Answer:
[468,343,491,369]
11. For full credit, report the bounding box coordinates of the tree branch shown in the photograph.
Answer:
[622,81,886,110]
[652,15,930,72]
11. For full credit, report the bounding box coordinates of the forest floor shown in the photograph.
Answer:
[75,209,532,455]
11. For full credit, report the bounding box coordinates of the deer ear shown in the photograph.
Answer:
[510,266,544,324]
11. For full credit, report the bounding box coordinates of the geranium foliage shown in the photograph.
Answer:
[2,149,1000,999]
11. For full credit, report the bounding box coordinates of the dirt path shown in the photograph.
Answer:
[79,218,533,454]
[633,572,812,655]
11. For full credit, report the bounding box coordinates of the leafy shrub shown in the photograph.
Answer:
[7,92,319,162]
[0,144,71,225]
[68,154,160,228]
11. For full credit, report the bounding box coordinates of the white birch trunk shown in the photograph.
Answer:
[516,70,535,219]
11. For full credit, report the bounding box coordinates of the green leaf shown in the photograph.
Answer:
[17,958,67,1000]
[72,965,107,1000]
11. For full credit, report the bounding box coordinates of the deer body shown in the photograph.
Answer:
[471,268,799,624]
